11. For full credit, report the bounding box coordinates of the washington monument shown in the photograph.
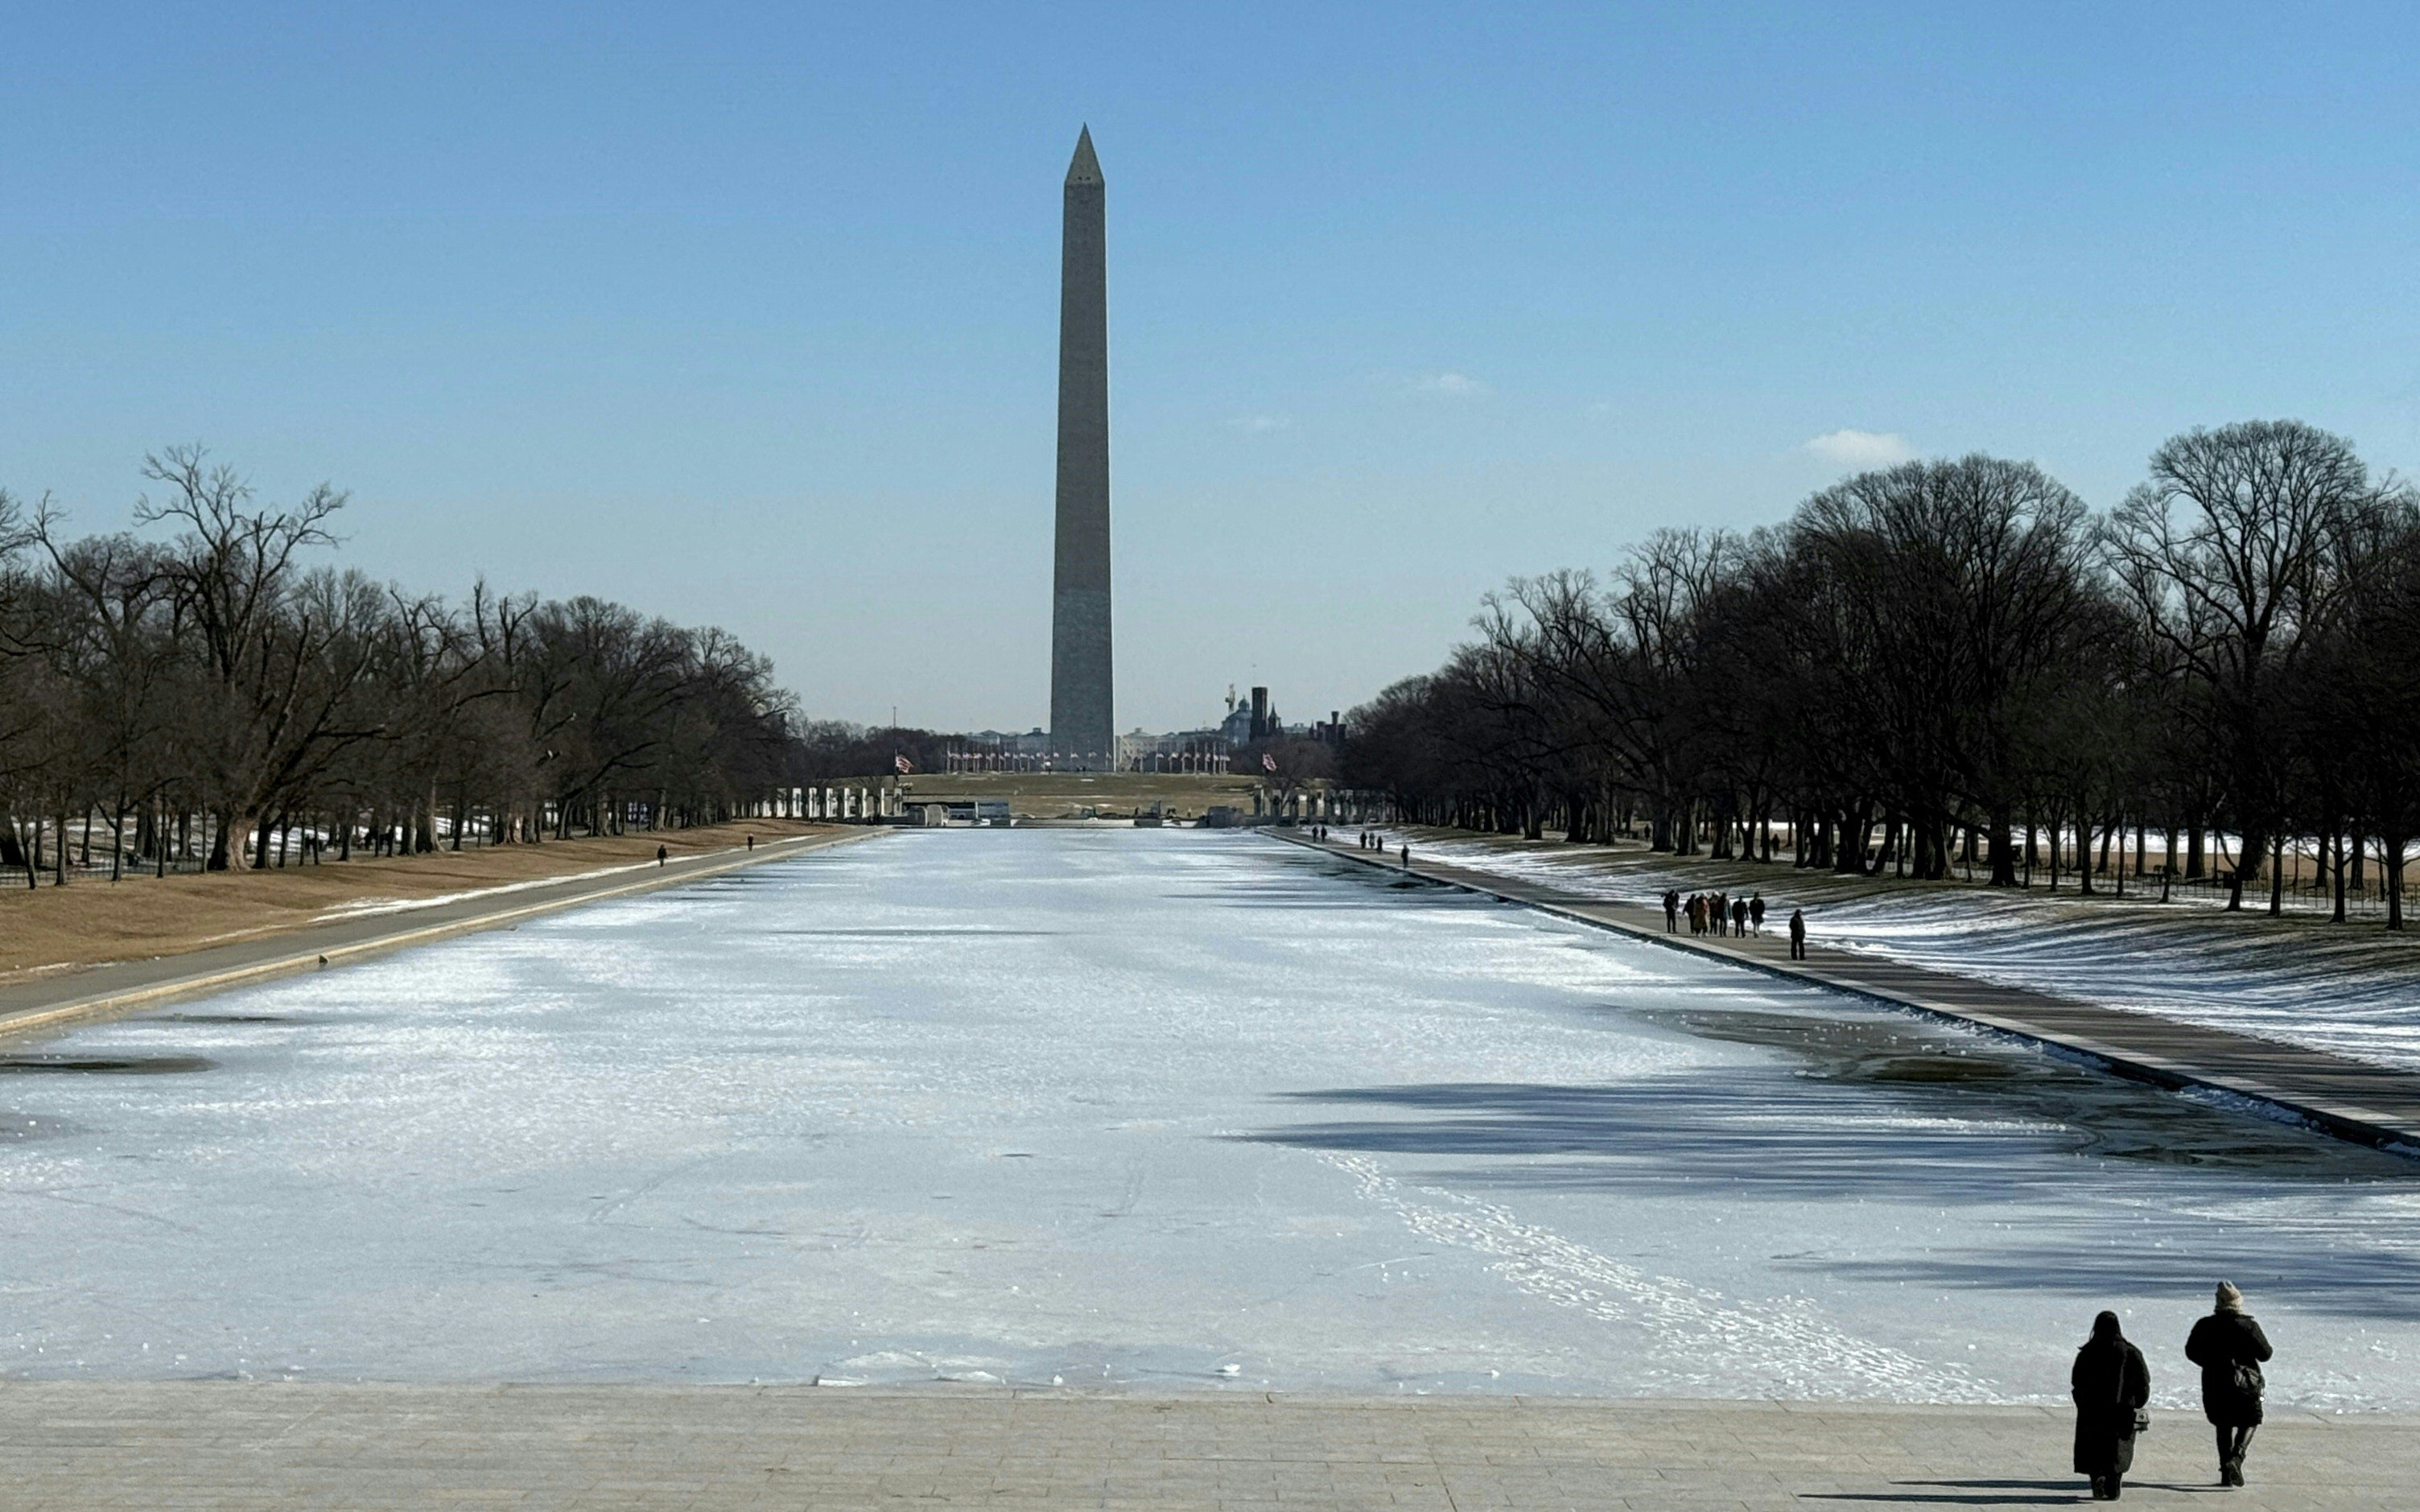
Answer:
[1049,126,1113,766]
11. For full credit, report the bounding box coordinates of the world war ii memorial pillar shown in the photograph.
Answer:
[1049,126,1114,768]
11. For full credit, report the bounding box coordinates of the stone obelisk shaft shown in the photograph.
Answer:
[1049,126,1113,767]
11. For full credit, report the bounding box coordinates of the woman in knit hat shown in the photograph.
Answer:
[2072,1311,2150,1501]
[2185,1280,2274,1487]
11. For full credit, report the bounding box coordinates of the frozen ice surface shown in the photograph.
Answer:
[1384,831,2420,1074]
[3,830,2419,1407]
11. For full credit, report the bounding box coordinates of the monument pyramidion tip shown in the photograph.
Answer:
[1066,124,1102,187]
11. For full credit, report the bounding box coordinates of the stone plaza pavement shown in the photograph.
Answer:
[1,1386,2412,1510]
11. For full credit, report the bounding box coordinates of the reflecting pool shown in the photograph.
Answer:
[3,830,2416,1404]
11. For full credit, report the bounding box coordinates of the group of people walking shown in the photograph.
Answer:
[1353,830,1410,864]
[1663,888,1764,938]
[1660,888,1807,956]
[2072,1283,2274,1499]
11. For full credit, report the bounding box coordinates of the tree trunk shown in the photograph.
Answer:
[1835,805,1872,875]
[2387,835,2407,932]
[208,809,238,871]
[1988,805,2018,887]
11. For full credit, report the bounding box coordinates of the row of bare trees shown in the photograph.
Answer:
[0,447,845,881]
[1342,420,2420,927]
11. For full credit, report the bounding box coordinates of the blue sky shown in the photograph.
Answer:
[5,3,2418,731]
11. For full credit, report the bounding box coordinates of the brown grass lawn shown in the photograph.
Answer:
[0,818,838,983]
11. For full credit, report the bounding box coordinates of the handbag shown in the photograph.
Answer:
[2231,1361,2265,1399]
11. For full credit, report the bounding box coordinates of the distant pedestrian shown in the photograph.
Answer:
[1687,895,1705,934]
[1749,894,1765,934]
[1731,897,1748,936]
[1787,908,1807,959]
[746,834,754,851]
[2187,1282,2273,1488]
[1400,844,1410,866]
[2072,1310,2150,1502]
[1662,889,1680,933]
[1713,892,1729,937]
[656,844,668,867]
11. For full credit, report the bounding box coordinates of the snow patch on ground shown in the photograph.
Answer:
[1377,830,2420,1073]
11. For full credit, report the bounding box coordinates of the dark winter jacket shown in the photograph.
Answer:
[2186,1312,2273,1427]
[2072,1337,2151,1476]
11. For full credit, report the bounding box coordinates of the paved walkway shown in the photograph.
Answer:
[0,1386,2405,1510]
[1289,834,2420,1152]
[0,828,881,1042]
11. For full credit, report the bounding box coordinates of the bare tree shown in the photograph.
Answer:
[2103,421,2381,909]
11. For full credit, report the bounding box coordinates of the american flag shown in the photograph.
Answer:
[1261,752,1277,773]
[894,754,913,774]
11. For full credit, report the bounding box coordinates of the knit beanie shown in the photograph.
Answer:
[2216,1280,2244,1312]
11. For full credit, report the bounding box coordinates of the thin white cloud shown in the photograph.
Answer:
[1414,372,1486,397]
[1228,414,1291,432]
[1802,428,1915,468]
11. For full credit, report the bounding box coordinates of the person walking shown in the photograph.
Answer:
[2072,1310,2150,1501]
[1712,891,1728,937]
[1687,894,1705,935]
[656,843,668,867]
[1400,844,1410,866]
[1662,889,1680,933]
[1731,896,1749,937]
[1749,893,1765,934]
[2187,1281,2273,1486]
[1787,908,1807,960]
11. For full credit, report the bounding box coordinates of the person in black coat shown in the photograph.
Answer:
[2072,1310,2150,1501]
[2185,1280,2274,1487]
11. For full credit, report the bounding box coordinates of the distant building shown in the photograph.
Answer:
[950,684,1336,776]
